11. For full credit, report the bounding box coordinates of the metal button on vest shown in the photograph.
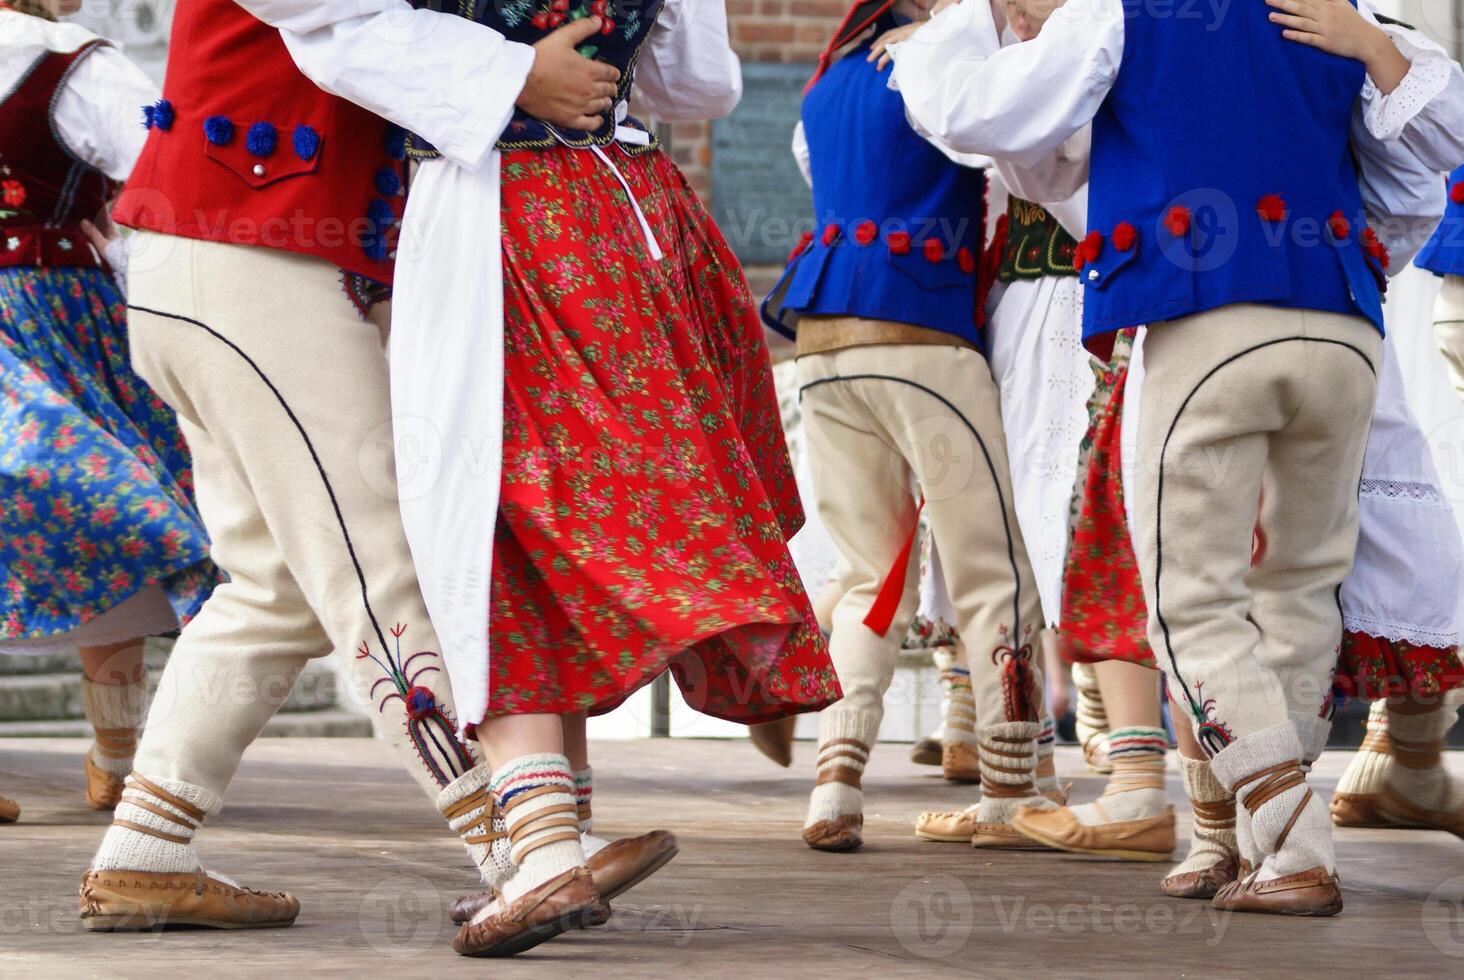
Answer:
[58,238,73,251]
[5,237,18,251]
[252,164,266,177]
[1087,268,1099,281]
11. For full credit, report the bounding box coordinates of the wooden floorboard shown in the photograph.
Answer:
[1,737,1461,977]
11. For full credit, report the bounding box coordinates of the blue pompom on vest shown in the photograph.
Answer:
[407,0,663,156]
[761,20,987,349]
[1082,0,1386,353]
[1414,166,1464,277]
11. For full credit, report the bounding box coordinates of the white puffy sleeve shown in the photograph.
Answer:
[887,0,1122,168]
[1352,126,1447,273]
[1355,5,1464,173]
[53,44,158,181]
[232,0,536,172]
[635,0,742,122]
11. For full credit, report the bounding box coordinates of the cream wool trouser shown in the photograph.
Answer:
[797,336,1046,744]
[1434,274,1464,403]
[1131,304,1381,756]
[125,233,477,802]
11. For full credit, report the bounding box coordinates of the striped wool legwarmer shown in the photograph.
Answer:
[1070,726,1169,827]
[976,721,1055,823]
[1333,700,1392,800]
[1073,662,1111,770]
[82,677,149,777]
[806,711,876,829]
[1211,722,1335,881]
[1034,716,1060,797]
[437,763,516,889]
[574,766,609,858]
[1168,755,1237,877]
[90,773,220,873]
[941,666,978,747]
[1384,704,1464,815]
[493,755,586,905]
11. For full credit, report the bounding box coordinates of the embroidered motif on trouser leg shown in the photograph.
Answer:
[1131,306,1379,755]
[124,236,476,813]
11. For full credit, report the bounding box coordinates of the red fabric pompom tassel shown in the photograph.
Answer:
[1164,205,1191,237]
[1074,230,1104,270]
[1111,221,1137,252]
[1256,193,1287,222]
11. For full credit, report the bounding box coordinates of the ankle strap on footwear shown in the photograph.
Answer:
[92,726,139,761]
[1191,797,1236,826]
[979,734,1037,797]
[815,739,869,790]
[500,786,582,860]
[112,774,207,845]
[1359,728,1393,757]
[443,785,506,849]
[1233,760,1311,851]
[577,802,592,826]
[1390,735,1444,770]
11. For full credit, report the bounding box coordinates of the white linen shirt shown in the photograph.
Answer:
[887,0,1464,264]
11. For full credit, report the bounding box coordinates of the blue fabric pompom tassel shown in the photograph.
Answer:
[367,199,396,230]
[246,121,278,157]
[142,99,174,131]
[293,124,320,161]
[383,124,407,161]
[375,166,402,197]
[361,231,388,262]
[203,115,234,146]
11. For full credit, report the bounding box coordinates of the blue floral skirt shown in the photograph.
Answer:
[0,267,214,643]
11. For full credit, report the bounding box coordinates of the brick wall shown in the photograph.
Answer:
[658,1,849,202]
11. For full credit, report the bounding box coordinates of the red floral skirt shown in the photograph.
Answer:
[485,147,840,722]
[1061,336,1154,667]
[1336,633,1463,702]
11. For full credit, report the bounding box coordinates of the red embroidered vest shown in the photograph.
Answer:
[112,0,404,295]
[0,41,113,271]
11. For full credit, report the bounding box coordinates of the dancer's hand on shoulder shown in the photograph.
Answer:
[519,17,622,131]
[1267,0,1410,92]
[869,23,922,71]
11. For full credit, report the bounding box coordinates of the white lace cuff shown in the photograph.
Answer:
[1363,27,1454,142]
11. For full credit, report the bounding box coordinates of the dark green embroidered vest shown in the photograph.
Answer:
[997,197,1078,282]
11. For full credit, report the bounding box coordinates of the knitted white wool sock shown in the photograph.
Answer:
[941,667,978,747]
[1212,723,1334,881]
[806,711,876,828]
[1069,727,1169,827]
[1334,701,1392,798]
[82,677,149,777]
[1034,717,1060,797]
[438,763,516,890]
[91,773,220,874]
[1073,663,1111,767]
[1291,712,1334,771]
[574,767,609,858]
[976,721,1056,823]
[1169,755,1238,876]
[1384,705,1464,813]
[492,755,586,907]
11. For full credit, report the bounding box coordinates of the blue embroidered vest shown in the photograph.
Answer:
[1083,0,1386,350]
[407,0,663,157]
[761,21,987,347]
[1415,166,1464,277]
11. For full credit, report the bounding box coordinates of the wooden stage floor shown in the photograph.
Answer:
[1,737,1461,978]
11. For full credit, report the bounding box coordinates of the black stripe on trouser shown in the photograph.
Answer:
[798,373,1028,645]
[127,303,463,776]
[1150,336,1376,753]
